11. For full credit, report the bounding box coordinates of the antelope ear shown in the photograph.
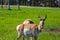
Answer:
[44,15,47,20]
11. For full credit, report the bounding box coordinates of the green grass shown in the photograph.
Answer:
[0,6,60,40]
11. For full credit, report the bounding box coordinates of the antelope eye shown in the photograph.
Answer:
[40,19,42,21]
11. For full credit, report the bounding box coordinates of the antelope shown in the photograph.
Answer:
[23,19,34,24]
[16,16,47,40]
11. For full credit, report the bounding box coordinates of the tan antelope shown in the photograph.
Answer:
[16,16,47,40]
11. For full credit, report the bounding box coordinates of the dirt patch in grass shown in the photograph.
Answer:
[44,28,60,33]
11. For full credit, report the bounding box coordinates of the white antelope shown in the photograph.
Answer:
[16,16,47,40]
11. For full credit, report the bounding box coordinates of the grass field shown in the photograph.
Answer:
[0,6,60,40]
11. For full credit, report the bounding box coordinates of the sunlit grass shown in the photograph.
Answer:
[0,6,60,40]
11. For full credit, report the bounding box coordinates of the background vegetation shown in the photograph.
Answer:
[0,6,60,40]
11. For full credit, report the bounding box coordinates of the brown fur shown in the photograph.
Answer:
[19,24,38,31]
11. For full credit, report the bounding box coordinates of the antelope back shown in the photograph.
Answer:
[23,19,34,24]
[23,24,38,30]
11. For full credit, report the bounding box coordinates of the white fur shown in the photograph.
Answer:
[40,21,43,26]
[23,21,30,24]
[23,29,35,36]
[16,25,20,31]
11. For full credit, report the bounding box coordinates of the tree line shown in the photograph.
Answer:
[0,0,60,10]
[0,0,60,6]
[0,0,20,10]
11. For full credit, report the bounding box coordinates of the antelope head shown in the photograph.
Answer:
[38,15,47,31]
